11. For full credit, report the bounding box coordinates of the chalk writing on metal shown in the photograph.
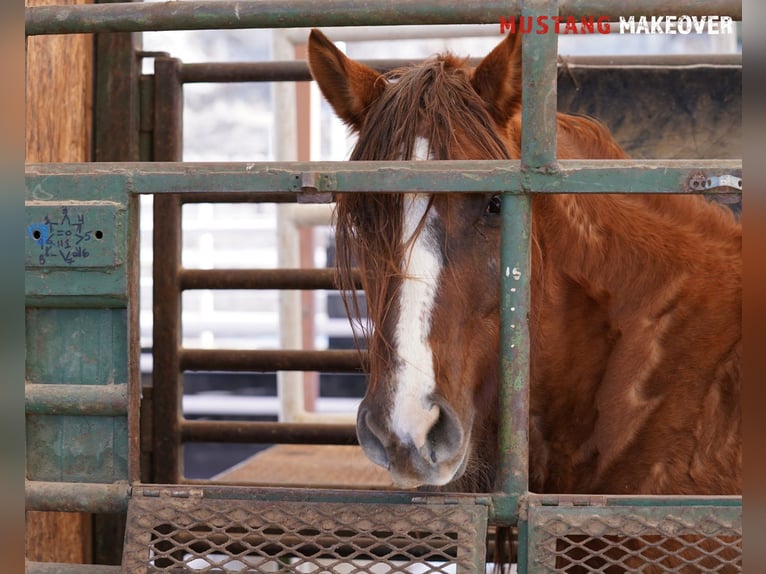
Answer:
[27,207,103,266]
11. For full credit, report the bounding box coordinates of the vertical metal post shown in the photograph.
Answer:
[497,0,558,507]
[92,9,142,565]
[151,56,184,483]
[520,1,558,171]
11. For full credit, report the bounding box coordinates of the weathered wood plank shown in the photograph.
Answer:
[25,0,94,564]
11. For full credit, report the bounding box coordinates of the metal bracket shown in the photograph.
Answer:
[688,172,742,193]
[703,174,742,191]
[297,171,334,203]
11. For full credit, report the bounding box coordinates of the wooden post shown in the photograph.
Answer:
[25,0,94,564]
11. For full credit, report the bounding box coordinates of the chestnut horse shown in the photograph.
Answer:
[307,29,741,501]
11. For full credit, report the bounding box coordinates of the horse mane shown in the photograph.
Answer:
[334,55,510,381]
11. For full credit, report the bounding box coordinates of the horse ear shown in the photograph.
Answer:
[470,26,523,125]
[307,28,385,130]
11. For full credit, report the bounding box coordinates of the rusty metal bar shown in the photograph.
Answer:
[26,563,122,574]
[151,56,184,485]
[25,0,742,36]
[25,480,130,513]
[25,383,128,416]
[180,191,297,203]
[178,54,741,84]
[181,420,358,444]
[180,349,366,373]
[180,60,412,83]
[180,268,361,290]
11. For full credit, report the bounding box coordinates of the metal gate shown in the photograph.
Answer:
[25,1,742,572]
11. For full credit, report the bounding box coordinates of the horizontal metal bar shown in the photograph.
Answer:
[178,54,741,84]
[180,60,415,83]
[134,483,435,505]
[25,383,128,416]
[180,349,367,372]
[26,562,122,574]
[25,480,130,513]
[180,268,360,291]
[180,191,297,204]
[26,160,742,195]
[25,0,742,36]
[181,420,358,444]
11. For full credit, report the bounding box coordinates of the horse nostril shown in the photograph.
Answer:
[356,406,390,470]
[426,400,464,465]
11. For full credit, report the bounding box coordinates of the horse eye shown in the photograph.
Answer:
[485,195,502,216]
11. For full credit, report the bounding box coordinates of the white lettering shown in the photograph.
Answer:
[618,14,733,35]
[619,16,635,34]
[666,15,677,34]
[721,16,733,34]
[649,16,664,34]
[708,15,720,34]
[692,15,708,34]
[677,15,692,34]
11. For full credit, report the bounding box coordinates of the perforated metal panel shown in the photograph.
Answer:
[525,499,741,573]
[123,487,488,573]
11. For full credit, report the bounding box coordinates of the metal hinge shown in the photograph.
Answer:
[411,495,492,507]
[703,174,742,191]
[688,172,742,192]
[134,486,204,499]
[534,494,608,507]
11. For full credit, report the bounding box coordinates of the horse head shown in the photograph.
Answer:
[308,28,524,489]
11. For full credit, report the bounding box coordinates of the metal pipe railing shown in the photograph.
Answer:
[179,349,366,373]
[26,563,122,574]
[179,268,348,291]
[25,160,743,196]
[181,420,357,444]
[25,480,130,513]
[25,383,128,416]
[177,54,741,84]
[25,0,742,36]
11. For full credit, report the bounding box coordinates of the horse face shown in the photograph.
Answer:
[308,29,521,488]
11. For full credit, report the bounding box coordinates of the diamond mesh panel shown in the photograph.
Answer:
[526,503,741,573]
[123,488,488,573]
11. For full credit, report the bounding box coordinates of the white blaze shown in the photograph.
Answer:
[390,137,443,449]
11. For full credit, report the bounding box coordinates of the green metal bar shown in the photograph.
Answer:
[26,0,511,35]
[494,0,560,522]
[26,562,122,574]
[497,194,532,510]
[25,0,742,36]
[131,483,492,508]
[25,480,130,513]
[25,383,128,416]
[520,0,559,171]
[25,160,742,195]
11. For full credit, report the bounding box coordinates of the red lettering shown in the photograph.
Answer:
[536,15,549,34]
[564,15,579,34]
[580,16,595,34]
[519,16,534,34]
[597,16,611,34]
[499,16,515,34]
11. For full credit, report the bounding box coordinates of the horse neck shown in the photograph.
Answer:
[530,193,738,303]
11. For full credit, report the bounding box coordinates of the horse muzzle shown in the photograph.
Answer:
[356,397,469,488]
